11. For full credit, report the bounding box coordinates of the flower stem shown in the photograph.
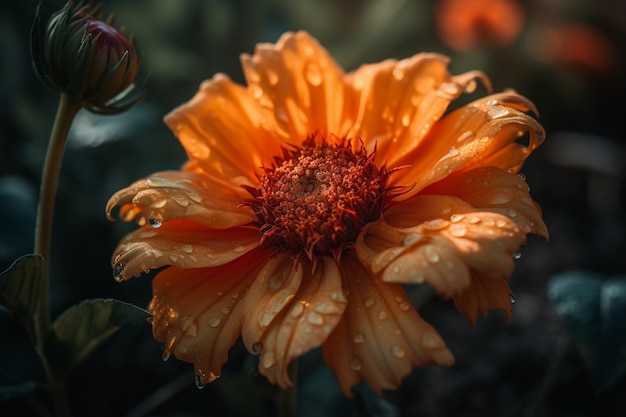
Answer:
[278,360,298,417]
[34,93,79,345]
[33,92,80,417]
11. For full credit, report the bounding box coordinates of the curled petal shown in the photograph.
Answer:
[347,53,489,164]
[421,166,548,237]
[358,173,542,297]
[106,167,253,229]
[256,257,347,388]
[164,74,284,185]
[111,219,261,280]
[393,90,545,195]
[241,31,356,146]
[322,255,454,395]
[149,249,269,385]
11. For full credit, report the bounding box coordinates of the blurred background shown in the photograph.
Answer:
[1,0,625,416]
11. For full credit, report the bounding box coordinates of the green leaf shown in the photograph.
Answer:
[0,254,44,341]
[45,298,150,380]
[548,271,626,392]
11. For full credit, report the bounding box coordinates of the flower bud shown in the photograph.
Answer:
[31,0,146,114]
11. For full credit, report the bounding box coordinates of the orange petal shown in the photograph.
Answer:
[358,170,544,297]
[106,168,253,229]
[255,257,347,388]
[149,249,269,385]
[452,272,515,325]
[421,166,548,237]
[392,90,545,196]
[347,53,488,166]
[111,219,261,280]
[241,31,357,146]
[322,255,454,395]
[164,73,284,185]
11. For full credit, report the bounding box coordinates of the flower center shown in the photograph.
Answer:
[243,137,392,261]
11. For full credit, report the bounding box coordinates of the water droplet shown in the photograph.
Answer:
[353,333,365,344]
[221,307,231,315]
[350,357,363,371]
[252,342,262,354]
[113,263,129,282]
[403,233,424,246]
[161,351,170,361]
[377,310,387,320]
[266,69,279,86]
[148,217,162,228]
[195,374,206,389]
[507,209,518,218]
[258,312,273,327]
[401,112,411,127]
[262,351,276,368]
[305,62,323,86]
[509,294,517,304]
[182,245,193,253]
[364,297,376,308]
[392,67,404,80]
[152,198,167,208]
[398,301,411,311]
[513,252,522,260]
[307,312,324,326]
[468,215,481,224]
[290,302,305,318]
[209,317,221,328]
[490,195,511,205]
[450,214,464,223]
[315,301,339,314]
[391,345,406,358]
[171,196,189,207]
[424,246,440,263]
[449,224,468,237]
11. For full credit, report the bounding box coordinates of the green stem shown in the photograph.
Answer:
[278,360,298,417]
[33,92,80,417]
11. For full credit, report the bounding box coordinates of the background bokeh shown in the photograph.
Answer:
[1,0,625,416]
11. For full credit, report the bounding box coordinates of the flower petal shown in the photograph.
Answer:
[106,165,253,229]
[392,90,545,195]
[255,257,347,388]
[347,54,488,165]
[452,272,515,325]
[358,166,546,298]
[164,74,284,185]
[322,255,454,395]
[111,219,261,280]
[241,31,356,145]
[148,249,269,385]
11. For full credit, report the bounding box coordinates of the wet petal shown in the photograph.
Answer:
[392,90,545,196]
[322,256,454,395]
[106,166,253,229]
[452,272,515,325]
[256,257,347,388]
[347,53,488,165]
[149,249,269,385]
[112,219,261,280]
[164,74,284,185]
[241,31,356,146]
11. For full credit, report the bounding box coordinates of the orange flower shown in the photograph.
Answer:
[435,0,525,51]
[106,31,547,395]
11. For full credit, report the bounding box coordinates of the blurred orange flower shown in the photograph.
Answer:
[435,0,525,51]
[106,31,547,395]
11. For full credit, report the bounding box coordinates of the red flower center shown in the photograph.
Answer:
[243,137,394,261]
